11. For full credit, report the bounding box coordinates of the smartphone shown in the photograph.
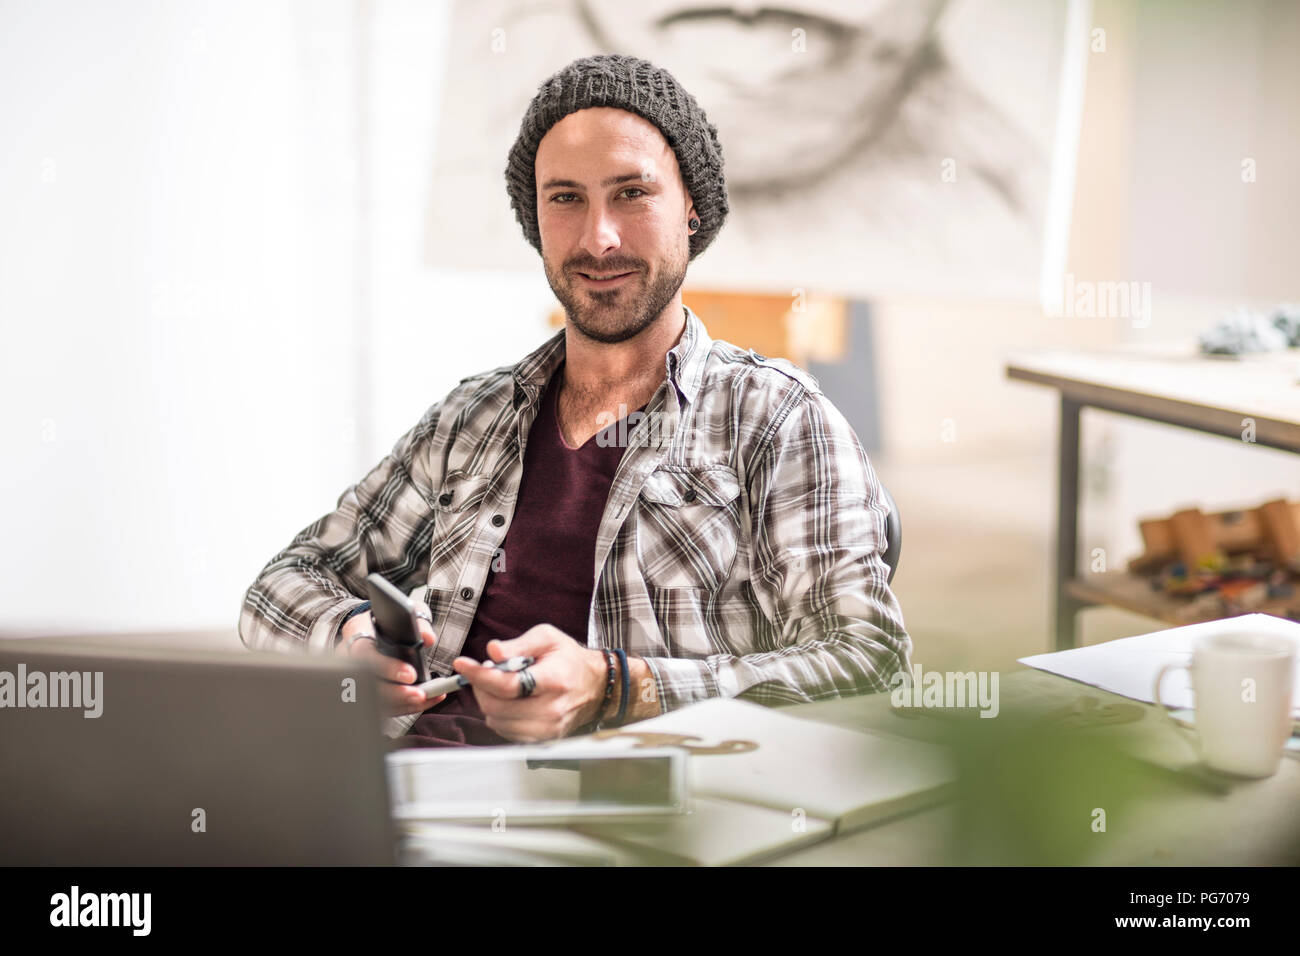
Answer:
[366,573,428,684]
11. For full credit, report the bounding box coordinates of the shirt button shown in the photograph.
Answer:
[438,492,453,506]
[491,514,505,527]
[682,488,698,503]
[460,587,474,601]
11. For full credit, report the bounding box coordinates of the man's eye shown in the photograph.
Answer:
[550,193,577,203]
[622,187,645,199]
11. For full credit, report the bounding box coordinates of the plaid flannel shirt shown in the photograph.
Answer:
[239,305,911,737]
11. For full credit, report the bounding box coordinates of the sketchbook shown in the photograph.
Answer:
[542,696,955,835]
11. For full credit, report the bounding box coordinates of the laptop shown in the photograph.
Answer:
[0,638,396,865]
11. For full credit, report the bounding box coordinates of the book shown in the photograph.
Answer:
[543,696,955,835]
[396,821,640,866]
[572,794,835,866]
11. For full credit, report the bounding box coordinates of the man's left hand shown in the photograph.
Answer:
[453,625,605,743]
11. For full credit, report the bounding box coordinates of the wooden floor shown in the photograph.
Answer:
[877,449,1166,673]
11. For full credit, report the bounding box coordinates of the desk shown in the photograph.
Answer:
[763,669,1300,866]
[405,669,1300,866]
[24,632,1296,865]
[1006,345,1300,650]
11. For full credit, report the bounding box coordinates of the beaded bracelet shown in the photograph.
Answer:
[593,649,617,729]
[612,648,630,727]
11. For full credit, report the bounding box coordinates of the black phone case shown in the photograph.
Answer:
[366,573,428,684]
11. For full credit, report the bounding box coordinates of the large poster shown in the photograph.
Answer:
[424,0,1084,300]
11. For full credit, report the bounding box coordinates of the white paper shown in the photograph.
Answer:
[1018,613,1300,713]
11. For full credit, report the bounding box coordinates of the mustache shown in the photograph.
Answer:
[567,261,642,274]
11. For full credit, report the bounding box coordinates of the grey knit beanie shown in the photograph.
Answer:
[505,54,729,262]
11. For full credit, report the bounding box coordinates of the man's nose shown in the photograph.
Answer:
[579,202,620,258]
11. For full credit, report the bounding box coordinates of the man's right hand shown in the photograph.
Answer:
[340,610,446,717]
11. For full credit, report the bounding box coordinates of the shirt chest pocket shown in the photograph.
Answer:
[426,471,493,589]
[634,467,742,590]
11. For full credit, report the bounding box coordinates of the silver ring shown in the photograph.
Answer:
[517,667,536,699]
[343,633,376,653]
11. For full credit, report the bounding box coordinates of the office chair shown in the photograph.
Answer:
[880,484,902,585]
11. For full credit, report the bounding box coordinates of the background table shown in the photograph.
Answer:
[1006,345,1300,650]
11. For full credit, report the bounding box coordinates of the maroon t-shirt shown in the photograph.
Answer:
[399,364,640,747]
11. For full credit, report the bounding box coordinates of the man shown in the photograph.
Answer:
[239,54,910,747]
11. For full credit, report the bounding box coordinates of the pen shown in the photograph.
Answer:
[415,655,535,699]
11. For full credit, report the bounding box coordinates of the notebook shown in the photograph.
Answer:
[542,696,955,835]
[391,697,952,865]
[397,821,640,866]
[571,794,835,866]
[397,797,834,867]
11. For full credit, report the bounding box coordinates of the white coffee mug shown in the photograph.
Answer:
[1153,631,1296,778]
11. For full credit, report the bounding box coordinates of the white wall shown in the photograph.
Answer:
[363,0,554,465]
[0,0,556,634]
[1082,0,1300,566]
[0,0,360,631]
[1126,0,1300,303]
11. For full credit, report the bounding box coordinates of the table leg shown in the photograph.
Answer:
[1055,396,1086,650]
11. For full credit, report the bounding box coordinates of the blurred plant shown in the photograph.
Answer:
[940,714,1168,865]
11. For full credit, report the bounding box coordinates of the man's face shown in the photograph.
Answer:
[535,107,693,344]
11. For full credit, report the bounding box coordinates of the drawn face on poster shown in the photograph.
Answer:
[428,0,1076,300]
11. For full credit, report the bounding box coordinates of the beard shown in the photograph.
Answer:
[543,240,688,345]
